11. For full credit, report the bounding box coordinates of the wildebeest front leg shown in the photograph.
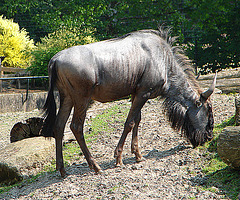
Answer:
[114,94,147,166]
[70,106,102,173]
[131,111,143,162]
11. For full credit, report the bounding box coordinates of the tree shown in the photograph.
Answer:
[182,0,240,73]
[28,27,97,76]
[0,15,35,68]
[0,0,239,73]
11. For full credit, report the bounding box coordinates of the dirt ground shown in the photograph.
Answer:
[0,89,236,199]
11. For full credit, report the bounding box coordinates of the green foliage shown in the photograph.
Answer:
[0,0,239,73]
[0,15,35,68]
[183,0,240,73]
[28,27,97,76]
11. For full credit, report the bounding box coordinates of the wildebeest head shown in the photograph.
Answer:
[163,73,216,148]
[182,74,216,148]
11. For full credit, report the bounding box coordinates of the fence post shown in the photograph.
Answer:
[0,57,5,92]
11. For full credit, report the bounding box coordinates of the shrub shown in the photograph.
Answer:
[29,27,97,76]
[0,15,35,68]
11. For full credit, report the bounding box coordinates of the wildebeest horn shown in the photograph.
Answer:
[201,73,217,100]
[196,73,200,80]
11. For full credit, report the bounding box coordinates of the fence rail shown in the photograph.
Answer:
[0,66,25,73]
[0,75,49,102]
[0,64,26,92]
[0,76,48,80]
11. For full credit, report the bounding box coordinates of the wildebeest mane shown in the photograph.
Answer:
[157,27,212,146]
[157,27,201,93]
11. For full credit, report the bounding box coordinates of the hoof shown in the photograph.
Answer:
[115,158,123,167]
[94,167,103,174]
[92,163,102,174]
[115,163,122,167]
[136,156,145,163]
[59,168,67,178]
[95,169,104,175]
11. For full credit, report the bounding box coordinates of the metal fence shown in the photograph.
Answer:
[0,76,49,103]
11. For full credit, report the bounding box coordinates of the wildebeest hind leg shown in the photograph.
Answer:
[54,95,73,177]
[70,102,102,173]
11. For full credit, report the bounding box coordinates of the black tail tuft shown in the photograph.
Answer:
[41,62,57,138]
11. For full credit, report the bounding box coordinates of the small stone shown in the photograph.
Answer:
[131,166,137,170]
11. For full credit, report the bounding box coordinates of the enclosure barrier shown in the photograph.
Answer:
[0,76,49,103]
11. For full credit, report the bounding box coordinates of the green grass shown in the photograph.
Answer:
[88,103,129,136]
[197,115,240,199]
[203,167,240,199]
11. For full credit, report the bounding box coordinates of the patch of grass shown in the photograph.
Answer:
[63,142,82,163]
[0,172,46,194]
[197,115,239,199]
[202,156,227,175]
[203,167,240,199]
[213,115,236,135]
[88,102,129,136]
[0,184,17,194]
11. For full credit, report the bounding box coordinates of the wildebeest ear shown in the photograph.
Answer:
[201,73,217,100]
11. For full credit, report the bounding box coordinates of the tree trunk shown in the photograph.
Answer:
[10,117,44,143]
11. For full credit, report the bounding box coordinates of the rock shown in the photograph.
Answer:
[0,137,55,185]
[10,117,44,142]
[217,126,240,169]
[235,94,240,126]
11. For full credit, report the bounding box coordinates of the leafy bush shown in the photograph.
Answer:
[29,27,97,76]
[0,15,35,68]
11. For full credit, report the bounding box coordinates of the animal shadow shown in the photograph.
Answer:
[143,144,191,160]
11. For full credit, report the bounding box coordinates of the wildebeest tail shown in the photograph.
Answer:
[41,61,57,138]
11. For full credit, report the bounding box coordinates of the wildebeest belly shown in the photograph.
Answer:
[91,81,136,103]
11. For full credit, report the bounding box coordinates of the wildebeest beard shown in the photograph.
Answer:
[163,98,214,148]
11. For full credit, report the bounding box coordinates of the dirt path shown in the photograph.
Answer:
[0,91,236,199]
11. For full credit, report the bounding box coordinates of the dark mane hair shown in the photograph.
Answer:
[158,27,213,147]
[157,27,201,94]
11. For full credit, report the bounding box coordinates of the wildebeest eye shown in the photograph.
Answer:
[196,100,202,108]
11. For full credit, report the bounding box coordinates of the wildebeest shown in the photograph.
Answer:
[41,27,216,177]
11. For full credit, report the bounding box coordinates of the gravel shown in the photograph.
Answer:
[0,92,236,200]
